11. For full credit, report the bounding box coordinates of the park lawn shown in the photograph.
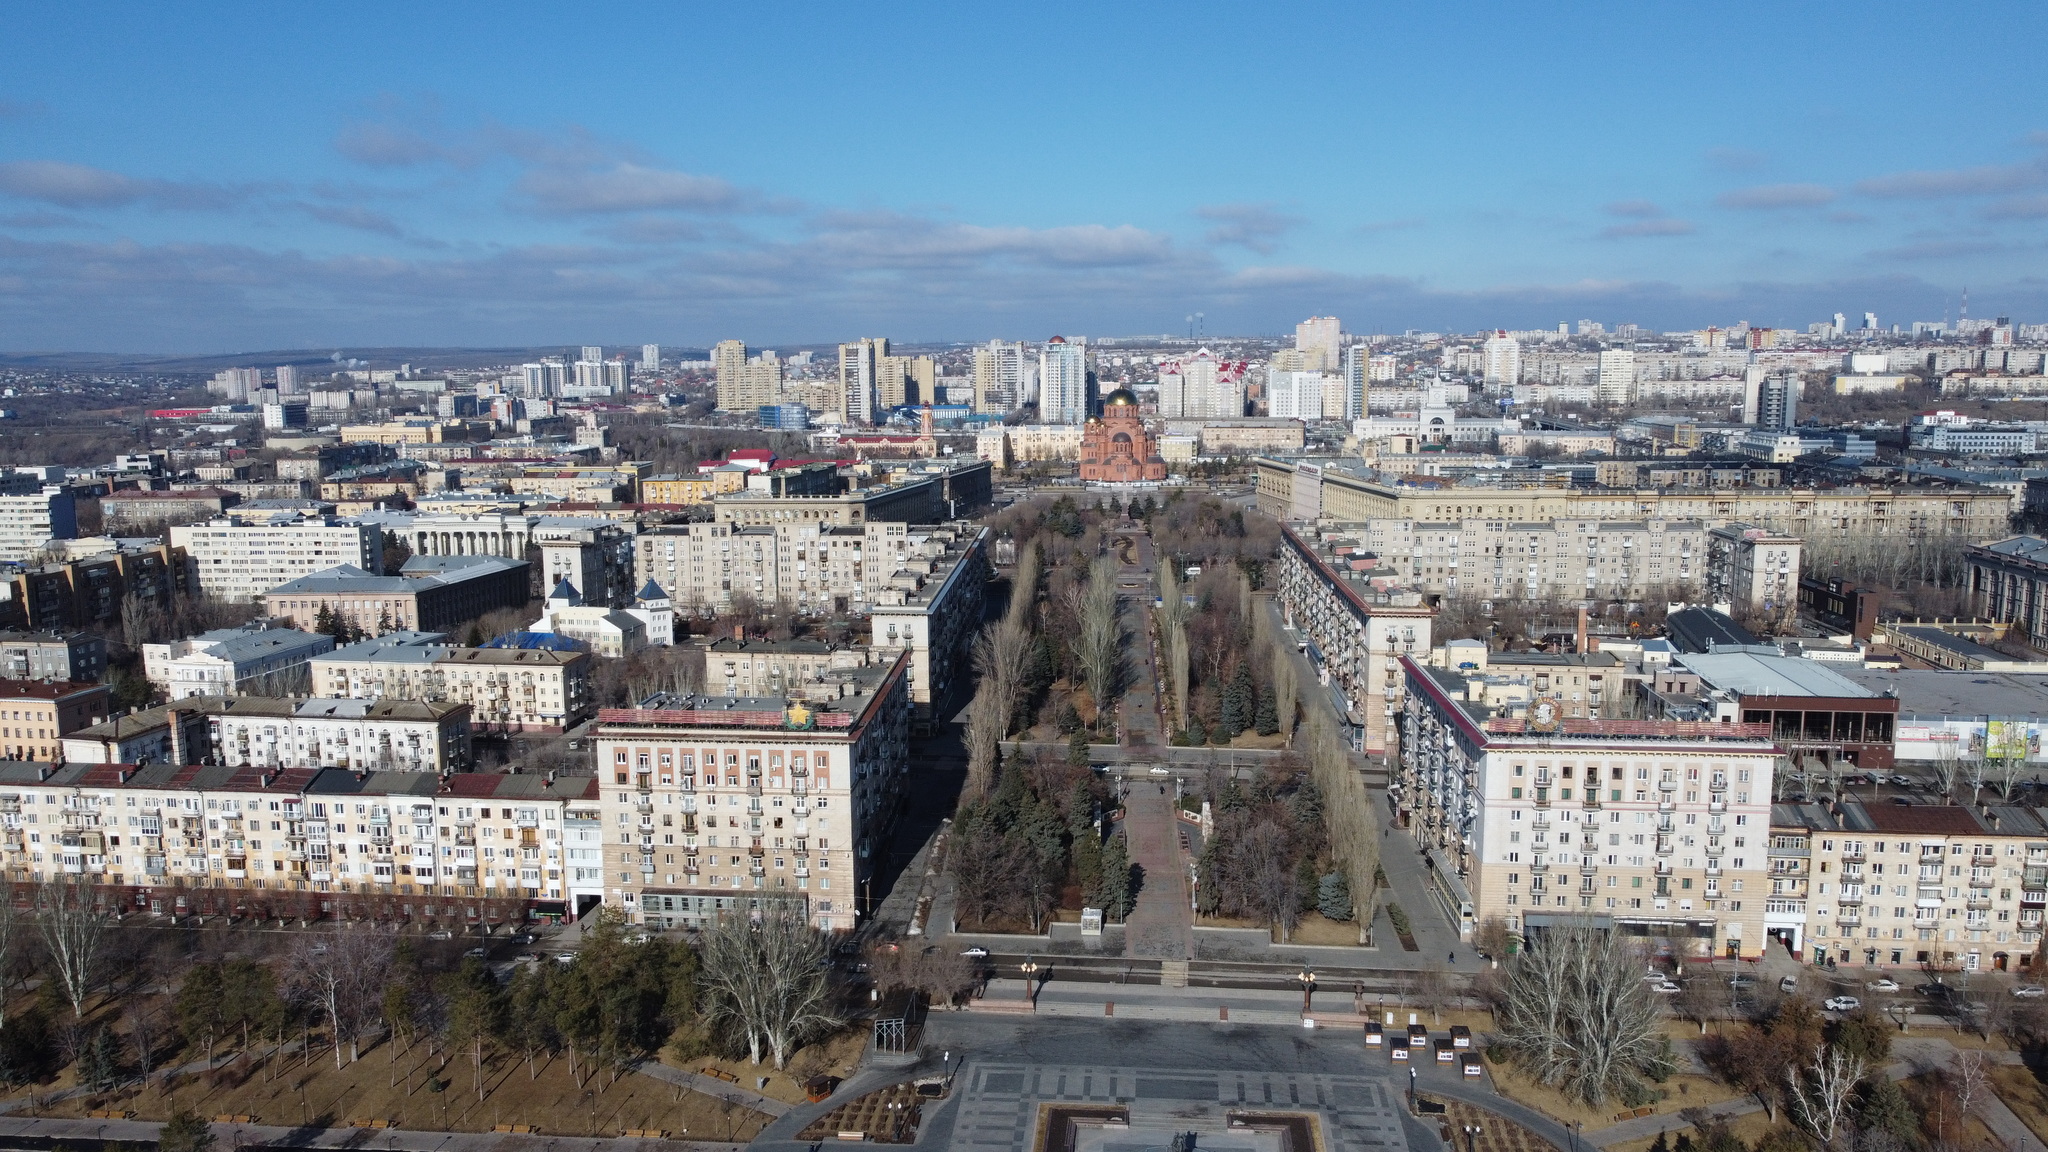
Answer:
[658,1027,869,1107]
[1991,1064,2048,1145]
[1484,1055,1747,1134]
[37,1042,772,1143]
[1192,911,1371,947]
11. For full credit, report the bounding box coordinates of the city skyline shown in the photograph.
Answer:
[4,2,2048,351]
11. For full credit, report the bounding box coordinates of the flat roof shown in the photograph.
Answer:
[1837,668,2048,719]
[1677,652,1879,699]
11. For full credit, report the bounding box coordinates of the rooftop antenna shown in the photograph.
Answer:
[1185,314,1194,339]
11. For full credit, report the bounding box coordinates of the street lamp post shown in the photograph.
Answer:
[1021,956,1042,1008]
[1465,1124,1483,1152]
[1408,1064,1417,1110]
[1298,967,1316,1014]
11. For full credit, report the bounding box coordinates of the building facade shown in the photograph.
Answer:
[1275,525,1433,756]
[171,516,384,603]
[1704,524,1803,621]
[310,636,594,732]
[1968,536,2048,649]
[1402,657,1780,958]
[591,652,911,932]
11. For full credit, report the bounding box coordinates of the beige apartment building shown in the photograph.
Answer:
[592,652,911,932]
[1255,457,2013,550]
[309,635,594,732]
[1403,656,1781,958]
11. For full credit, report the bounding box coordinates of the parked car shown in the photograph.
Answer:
[556,951,579,965]
[1866,978,1901,993]
[427,929,454,940]
[1653,981,1682,995]
[1728,975,1756,989]
[1824,996,1861,1012]
[509,933,534,945]
[1779,976,1799,993]
[1889,797,1913,806]
[1889,774,1912,787]
[1915,982,1952,999]
[2016,986,2047,999]
[462,947,487,960]
[961,947,990,958]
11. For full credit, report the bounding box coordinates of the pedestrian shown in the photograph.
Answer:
[1448,952,1455,964]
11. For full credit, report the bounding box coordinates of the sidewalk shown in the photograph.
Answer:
[1120,779,1193,960]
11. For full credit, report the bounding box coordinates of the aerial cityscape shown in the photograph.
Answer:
[7,4,2048,1152]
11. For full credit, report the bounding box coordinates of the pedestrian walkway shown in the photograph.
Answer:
[1120,781,1193,960]
[1115,527,1163,747]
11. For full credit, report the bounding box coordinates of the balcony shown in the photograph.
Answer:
[1657,778,1677,792]
[1658,797,1675,813]
[1655,839,1674,857]
[1836,914,1862,928]
[1529,860,1549,874]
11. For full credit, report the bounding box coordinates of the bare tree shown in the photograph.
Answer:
[1947,1048,1990,1125]
[697,900,840,1070]
[973,619,1032,741]
[1156,562,1192,733]
[1671,979,1721,1035]
[1930,735,1963,800]
[1494,922,1671,1106]
[284,930,394,1068]
[1412,963,1454,1025]
[1006,537,1041,633]
[37,875,110,1017]
[0,895,22,1029]
[1302,706,1379,944]
[1785,1043,1866,1149]
[1075,554,1122,719]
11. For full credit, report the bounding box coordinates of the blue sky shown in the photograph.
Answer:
[4,1,2047,352]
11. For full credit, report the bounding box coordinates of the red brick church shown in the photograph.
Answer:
[1079,389,1168,482]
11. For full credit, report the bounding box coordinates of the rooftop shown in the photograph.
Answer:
[1676,652,1879,699]
[1836,668,2048,719]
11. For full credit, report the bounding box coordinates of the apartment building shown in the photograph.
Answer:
[974,424,1086,469]
[170,515,384,603]
[1255,458,2013,553]
[1704,524,1803,618]
[0,761,588,920]
[1332,517,1711,604]
[1402,655,1780,958]
[0,540,190,633]
[691,638,883,699]
[0,631,106,683]
[592,651,911,932]
[869,526,991,724]
[0,680,112,761]
[203,696,473,774]
[635,520,945,616]
[1792,800,2047,975]
[309,634,594,732]
[1274,524,1433,756]
[0,487,77,563]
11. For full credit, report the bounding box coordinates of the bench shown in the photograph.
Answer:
[699,1067,741,1084]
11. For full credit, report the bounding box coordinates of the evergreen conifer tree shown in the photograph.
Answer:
[1317,872,1353,921]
